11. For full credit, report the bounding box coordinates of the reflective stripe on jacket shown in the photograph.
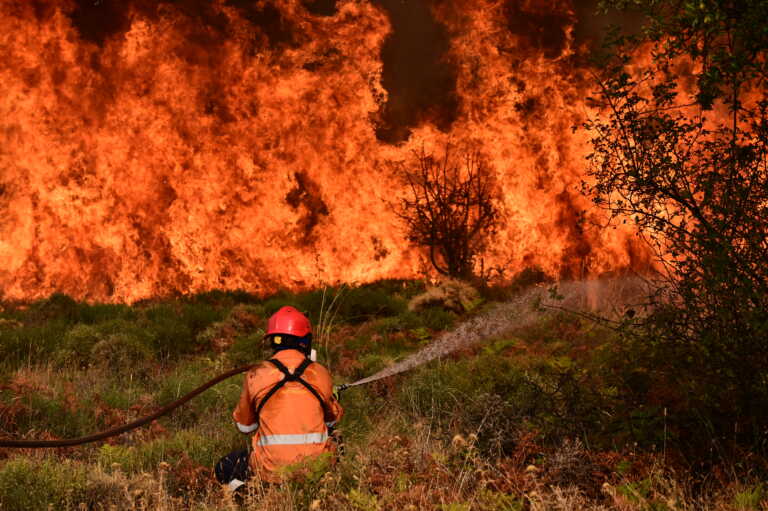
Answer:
[232,349,343,481]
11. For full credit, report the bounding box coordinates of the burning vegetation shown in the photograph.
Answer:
[0,0,648,303]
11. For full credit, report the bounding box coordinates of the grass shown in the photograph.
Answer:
[0,280,766,510]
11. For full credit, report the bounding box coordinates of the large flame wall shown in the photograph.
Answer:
[0,0,646,302]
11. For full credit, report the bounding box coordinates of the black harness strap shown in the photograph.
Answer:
[253,357,331,427]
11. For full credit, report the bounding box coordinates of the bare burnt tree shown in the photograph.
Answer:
[396,145,500,279]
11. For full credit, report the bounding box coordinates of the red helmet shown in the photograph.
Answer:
[265,306,312,338]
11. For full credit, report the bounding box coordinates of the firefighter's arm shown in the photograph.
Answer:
[324,382,344,427]
[314,364,343,427]
[325,396,344,427]
[232,373,258,434]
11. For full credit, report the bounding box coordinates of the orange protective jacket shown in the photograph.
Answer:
[232,349,343,482]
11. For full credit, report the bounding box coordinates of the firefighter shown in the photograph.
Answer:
[214,306,344,491]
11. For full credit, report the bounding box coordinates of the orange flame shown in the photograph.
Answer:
[0,0,649,302]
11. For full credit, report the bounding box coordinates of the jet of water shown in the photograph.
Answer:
[341,277,648,389]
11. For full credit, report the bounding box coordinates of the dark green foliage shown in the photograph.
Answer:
[76,303,137,324]
[586,0,768,455]
[10,391,100,440]
[225,332,266,367]
[358,279,426,300]
[21,294,135,325]
[400,349,608,456]
[263,282,408,325]
[330,384,380,443]
[375,307,456,334]
[26,293,82,322]
[0,319,71,367]
[154,360,241,427]
[141,304,195,357]
[0,457,89,511]
[54,324,103,367]
[0,294,227,368]
[91,332,153,372]
[184,289,261,307]
[179,302,227,337]
[98,428,242,478]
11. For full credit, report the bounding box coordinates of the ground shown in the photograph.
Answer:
[0,281,765,510]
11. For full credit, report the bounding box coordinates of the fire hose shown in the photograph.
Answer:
[0,365,360,449]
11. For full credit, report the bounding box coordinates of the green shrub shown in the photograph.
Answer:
[733,484,764,510]
[91,332,153,371]
[400,354,528,453]
[0,457,88,511]
[332,384,379,443]
[347,488,380,511]
[197,304,264,353]
[154,361,240,426]
[263,284,407,326]
[76,303,137,324]
[98,430,231,475]
[441,503,471,511]
[99,380,142,410]
[338,286,407,323]
[477,490,524,511]
[27,293,81,322]
[0,319,71,369]
[15,391,99,439]
[142,304,195,357]
[399,349,609,455]
[55,323,103,367]
[180,301,227,336]
[375,307,456,334]
[188,289,260,307]
[226,332,267,367]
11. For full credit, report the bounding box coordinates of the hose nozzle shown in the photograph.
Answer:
[335,383,351,393]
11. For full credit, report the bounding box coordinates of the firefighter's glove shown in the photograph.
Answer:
[333,383,349,402]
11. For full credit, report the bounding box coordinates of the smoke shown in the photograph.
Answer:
[502,2,574,59]
[373,0,458,144]
[302,0,337,17]
[66,0,301,49]
[572,0,646,51]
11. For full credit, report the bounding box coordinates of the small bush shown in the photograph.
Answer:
[27,293,82,322]
[733,484,764,510]
[197,304,263,352]
[226,332,266,367]
[98,430,229,476]
[142,304,195,357]
[180,301,228,336]
[408,279,482,314]
[400,348,610,456]
[14,391,98,439]
[373,308,455,335]
[0,318,73,368]
[76,303,137,324]
[0,457,88,511]
[91,332,153,371]
[154,361,240,426]
[54,323,103,367]
[263,284,407,326]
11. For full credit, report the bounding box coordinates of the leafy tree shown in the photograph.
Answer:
[396,145,501,280]
[584,0,768,451]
